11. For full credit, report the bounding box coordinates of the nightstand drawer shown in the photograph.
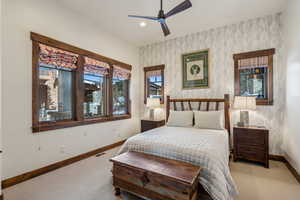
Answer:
[237,144,266,151]
[236,129,266,146]
[237,145,266,162]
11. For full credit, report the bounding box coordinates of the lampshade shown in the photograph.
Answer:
[146,98,160,108]
[234,96,256,110]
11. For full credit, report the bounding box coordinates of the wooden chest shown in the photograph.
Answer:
[110,152,201,200]
[233,126,269,168]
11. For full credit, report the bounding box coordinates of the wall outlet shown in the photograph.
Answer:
[60,146,65,154]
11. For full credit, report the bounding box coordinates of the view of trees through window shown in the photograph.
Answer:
[113,78,128,115]
[148,75,162,100]
[144,66,164,104]
[39,66,73,122]
[84,73,105,118]
[239,67,267,99]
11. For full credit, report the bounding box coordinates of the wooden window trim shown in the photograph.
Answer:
[144,65,165,104]
[30,32,131,71]
[31,32,131,133]
[233,48,275,106]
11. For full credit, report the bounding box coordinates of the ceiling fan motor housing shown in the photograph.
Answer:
[158,10,165,19]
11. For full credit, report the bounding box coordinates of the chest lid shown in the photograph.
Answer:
[110,151,201,186]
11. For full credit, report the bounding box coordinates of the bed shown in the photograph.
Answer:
[118,94,238,200]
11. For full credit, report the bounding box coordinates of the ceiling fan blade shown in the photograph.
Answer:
[165,0,192,18]
[160,21,170,36]
[128,15,159,21]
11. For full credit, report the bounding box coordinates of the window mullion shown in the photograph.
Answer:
[107,65,114,117]
[126,79,131,115]
[75,55,84,121]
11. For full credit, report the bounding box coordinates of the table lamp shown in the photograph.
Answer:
[146,98,160,120]
[234,96,256,127]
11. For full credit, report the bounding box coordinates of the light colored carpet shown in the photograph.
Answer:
[3,147,300,200]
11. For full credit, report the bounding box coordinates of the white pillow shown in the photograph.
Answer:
[167,110,194,127]
[193,110,224,130]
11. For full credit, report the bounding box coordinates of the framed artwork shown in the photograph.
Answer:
[182,49,209,89]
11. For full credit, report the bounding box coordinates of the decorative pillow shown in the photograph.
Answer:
[193,110,224,130]
[167,110,194,127]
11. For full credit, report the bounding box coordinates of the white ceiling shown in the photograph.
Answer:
[57,0,287,46]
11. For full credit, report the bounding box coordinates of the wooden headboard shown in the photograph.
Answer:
[166,94,231,135]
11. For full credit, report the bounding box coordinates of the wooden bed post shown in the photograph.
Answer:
[166,95,170,122]
[224,94,231,151]
[224,94,230,135]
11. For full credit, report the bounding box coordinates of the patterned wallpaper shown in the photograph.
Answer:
[139,14,285,155]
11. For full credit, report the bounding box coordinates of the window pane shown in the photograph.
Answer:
[84,73,105,118]
[39,66,73,122]
[239,67,268,99]
[147,75,162,100]
[113,77,128,115]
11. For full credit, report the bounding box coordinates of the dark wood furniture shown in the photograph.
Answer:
[110,151,201,200]
[233,126,269,168]
[144,65,165,104]
[141,119,165,132]
[233,48,275,105]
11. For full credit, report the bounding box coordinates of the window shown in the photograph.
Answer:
[113,78,129,115]
[31,32,131,132]
[37,43,77,123]
[144,65,165,104]
[39,66,74,122]
[83,57,110,118]
[84,73,105,118]
[113,66,130,115]
[233,49,275,105]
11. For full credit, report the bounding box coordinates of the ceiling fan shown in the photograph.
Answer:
[128,0,192,36]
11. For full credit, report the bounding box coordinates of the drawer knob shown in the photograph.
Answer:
[141,172,150,187]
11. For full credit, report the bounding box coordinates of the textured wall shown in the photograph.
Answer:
[2,0,140,179]
[139,14,285,155]
[282,0,300,173]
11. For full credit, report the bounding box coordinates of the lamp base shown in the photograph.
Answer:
[237,121,245,127]
[149,109,154,120]
[238,110,249,127]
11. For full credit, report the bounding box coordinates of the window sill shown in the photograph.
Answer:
[32,114,131,133]
[83,114,131,125]
[256,99,273,106]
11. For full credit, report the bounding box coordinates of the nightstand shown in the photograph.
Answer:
[233,126,269,168]
[141,119,165,132]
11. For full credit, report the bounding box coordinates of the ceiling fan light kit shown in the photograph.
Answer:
[129,0,192,36]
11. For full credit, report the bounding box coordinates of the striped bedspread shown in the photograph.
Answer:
[118,126,238,200]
